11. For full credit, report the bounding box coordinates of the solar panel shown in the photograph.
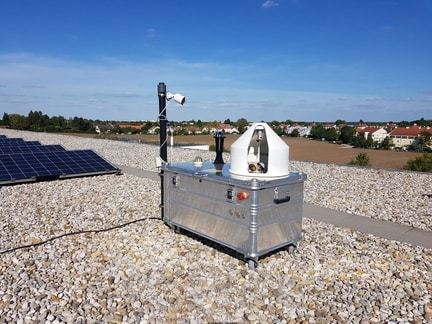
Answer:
[0,142,42,148]
[0,150,120,185]
[0,144,66,155]
[0,137,24,142]
[0,138,38,142]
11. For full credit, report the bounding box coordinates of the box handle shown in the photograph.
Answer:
[274,196,290,204]
[172,176,179,187]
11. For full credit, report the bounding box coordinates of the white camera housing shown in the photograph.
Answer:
[166,92,186,105]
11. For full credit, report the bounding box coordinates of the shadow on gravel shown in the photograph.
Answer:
[165,223,292,266]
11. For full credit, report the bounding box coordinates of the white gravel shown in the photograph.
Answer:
[1,129,431,231]
[0,174,158,251]
[294,161,432,231]
[0,174,431,322]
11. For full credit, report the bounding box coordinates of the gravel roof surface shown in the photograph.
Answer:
[1,129,431,231]
[0,174,431,322]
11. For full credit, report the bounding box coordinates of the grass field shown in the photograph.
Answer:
[68,133,422,170]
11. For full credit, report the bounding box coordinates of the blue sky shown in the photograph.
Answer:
[0,0,431,122]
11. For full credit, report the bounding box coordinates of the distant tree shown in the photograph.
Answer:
[1,113,9,125]
[349,152,370,166]
[223,118,231,125]
[3,110,101,132]
[335,119,346,126]
[310,125,326,140]
[236,118,248,134]
[410,132,432,152]
[48,115,67,131]
[416,117,427,127]
[28,110,40,128]
[70,117,92,131]
[398,120,410,127]
[339,126,355,144]
[366,133,374,148]
[412,117,432,127]
[352,135,367,148]
[27,110,49,131]
[404,153,432,172]
[8,114,28,129]
[196,119,203,127]
[273,126,284,136]
[175,128,187,135]
[379,136,393,150]
[324,128,339,142]
[142,122,156,134]
[310,125,338,141]
[290,129,300,137]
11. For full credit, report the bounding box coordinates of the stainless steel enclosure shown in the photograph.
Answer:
[162,161,306,268]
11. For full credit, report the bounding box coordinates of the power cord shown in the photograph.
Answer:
[0,216,162,255]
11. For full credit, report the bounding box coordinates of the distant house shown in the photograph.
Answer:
[389,126,432,148]
[147,126,160,134]
[210,124,239,134]
[386,123,398,132]
[356,127,388,143]
[322,124,337,130]
[95,124,114,134]
[184,126,203,135]
[286,125,312,137]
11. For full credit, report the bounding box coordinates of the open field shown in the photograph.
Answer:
[74,133,423,170]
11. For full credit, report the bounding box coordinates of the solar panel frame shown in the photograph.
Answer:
[0,144,66,155]
[0,137,24,142]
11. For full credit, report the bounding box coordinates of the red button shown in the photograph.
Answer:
[237,192,249,201]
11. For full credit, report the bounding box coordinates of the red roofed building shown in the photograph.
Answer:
[118,123,145,130]
[389,126,432,148]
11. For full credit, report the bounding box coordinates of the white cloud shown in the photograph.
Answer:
[0,52,427,122]
[261,0,279,8]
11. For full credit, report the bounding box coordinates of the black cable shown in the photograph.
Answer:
[0,217,162,255]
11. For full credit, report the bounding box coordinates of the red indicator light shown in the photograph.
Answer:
[237,192,249,201]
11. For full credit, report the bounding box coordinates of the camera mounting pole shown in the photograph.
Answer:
[158,82,167,220]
